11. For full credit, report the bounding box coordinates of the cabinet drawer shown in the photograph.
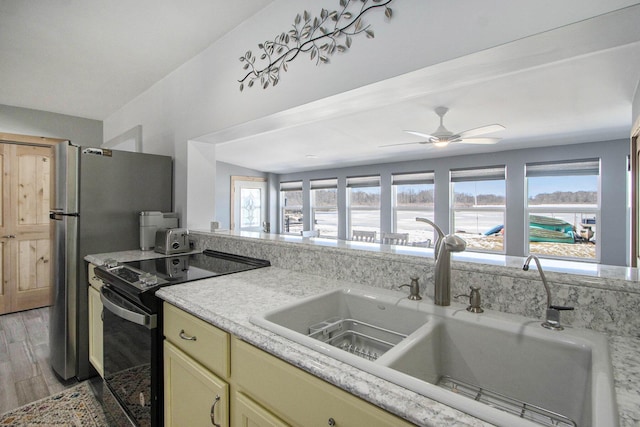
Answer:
[164,302,230,378]
[232,338,414,427]
[165,341,229,427]
[87,263,103,289]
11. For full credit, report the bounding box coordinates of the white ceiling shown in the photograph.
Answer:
[1,2,639,175]
[0,1,274,120]
[205,5,640,174]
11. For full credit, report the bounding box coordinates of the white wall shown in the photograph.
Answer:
[1,104,102,147]
[103,0,639,228]
[186,140,217,229]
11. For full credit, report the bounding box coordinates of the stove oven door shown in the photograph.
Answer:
[101,285,159,427]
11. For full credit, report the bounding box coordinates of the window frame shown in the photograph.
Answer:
[525,159,601,262]
[347,175,381,240]
[279,181,303,235]
[450,166,507,254]
[392,171,435,244]
[310,178,338,239]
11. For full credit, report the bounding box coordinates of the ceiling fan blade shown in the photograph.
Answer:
[457,137,502,145]
[378,141,431,148]
[455,124,505,139]
[403,130,437,140]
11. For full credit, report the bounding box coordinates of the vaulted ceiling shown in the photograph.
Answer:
[1,2,639,174]
[0,1,274,120]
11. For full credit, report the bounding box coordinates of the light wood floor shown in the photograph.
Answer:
[0,307,78,414]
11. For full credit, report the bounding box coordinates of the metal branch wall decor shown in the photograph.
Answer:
[238,0,394,91]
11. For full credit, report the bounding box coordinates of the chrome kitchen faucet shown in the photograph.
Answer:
[416,218,467,306]
[523,255,574,331]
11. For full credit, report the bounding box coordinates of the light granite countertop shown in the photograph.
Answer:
[87,251,640,426]
[194,230,640,285]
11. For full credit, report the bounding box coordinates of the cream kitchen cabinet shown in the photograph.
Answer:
[233,391,289,427]
[163,302,414,427]
[232,338,414,427]
[87,263,104,377]
[163,302,230,427]
[164,341,230,427]
[163,301,230,378]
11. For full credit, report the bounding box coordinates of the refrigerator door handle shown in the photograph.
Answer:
[49,211,79,220]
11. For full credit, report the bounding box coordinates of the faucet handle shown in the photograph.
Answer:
[543,305,575,331]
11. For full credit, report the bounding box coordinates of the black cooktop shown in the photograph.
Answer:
[95,250,270,303]
[126,250,269,284]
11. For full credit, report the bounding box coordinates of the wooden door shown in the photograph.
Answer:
[0,142,54,314]
[0,144,10,313]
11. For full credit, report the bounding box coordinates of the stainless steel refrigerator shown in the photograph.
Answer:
[50,141,173,380]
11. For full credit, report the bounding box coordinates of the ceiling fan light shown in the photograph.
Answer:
[433,140,449,148]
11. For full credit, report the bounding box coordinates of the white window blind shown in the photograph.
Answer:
[450,166,506,182]
[310,178,337,189]
[526,159,600,177]
[346,175,380,188]
[280,181,303,191]
[392,171,435,185]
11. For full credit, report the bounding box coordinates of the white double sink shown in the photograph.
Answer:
[250,288,618,427]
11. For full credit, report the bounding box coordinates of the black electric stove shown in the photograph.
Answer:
[95,249,270,309]
[93,249,270,427]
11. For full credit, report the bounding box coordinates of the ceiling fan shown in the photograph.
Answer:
[381,106,505,148]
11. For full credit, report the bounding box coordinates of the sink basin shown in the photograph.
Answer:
[379,315,615,427]
[250,288,618,427]
[250,288,431,362]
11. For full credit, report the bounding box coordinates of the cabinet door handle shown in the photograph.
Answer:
[179,329,197,341]
[210,395,221,427]
[328,418,336,426]
[1,235,16,239]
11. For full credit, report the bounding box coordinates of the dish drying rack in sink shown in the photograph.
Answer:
[307,317,408,361]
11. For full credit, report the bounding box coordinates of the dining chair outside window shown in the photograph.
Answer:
[412,239,432,248]
[352,230,376,242]
[301,230,320,237]
[381,232,409,245]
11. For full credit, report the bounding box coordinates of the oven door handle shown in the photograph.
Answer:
[100,286,157,329]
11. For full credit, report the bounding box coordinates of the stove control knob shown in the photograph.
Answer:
[104,258,119,268]
[140,273,159,287]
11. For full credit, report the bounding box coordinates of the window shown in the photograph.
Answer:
[392,172,435,246]
[280,181,303,235]
[451,166,506,253]
[311,178,338,238]
[347,175,380,240]
[526,159,600,261]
